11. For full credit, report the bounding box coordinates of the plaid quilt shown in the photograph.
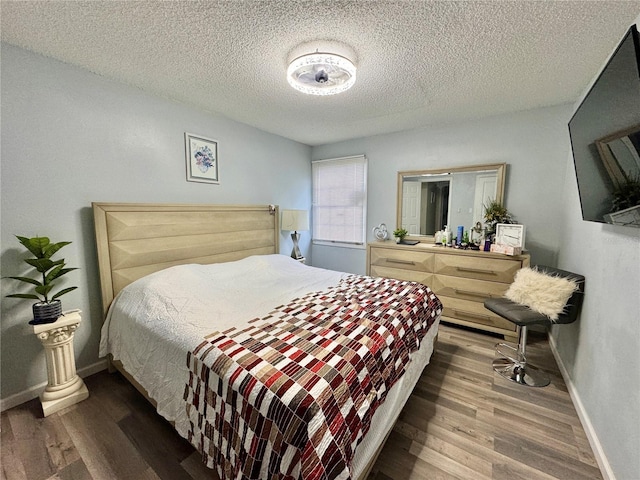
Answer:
[183,274,442,480]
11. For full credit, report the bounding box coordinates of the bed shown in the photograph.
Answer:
[93,202,442,480]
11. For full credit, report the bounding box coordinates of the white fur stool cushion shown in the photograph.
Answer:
[505,267,579,321]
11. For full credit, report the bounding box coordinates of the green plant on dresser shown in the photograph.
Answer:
[393,228,408,243]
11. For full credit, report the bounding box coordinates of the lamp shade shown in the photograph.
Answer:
[281,209,309,232]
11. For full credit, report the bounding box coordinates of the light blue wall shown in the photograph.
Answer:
[0,44,311,400]
[3,24,639,479]
[311,35,640,479]
[556,151,639,480]
[311,104,573,273]
[551,16,640,480]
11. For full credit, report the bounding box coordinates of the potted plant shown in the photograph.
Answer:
[483,200,514,241]
[611,172,640,212]
[4,236,78,324]
[393,228,408,243]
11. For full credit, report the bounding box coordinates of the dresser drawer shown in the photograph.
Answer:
[429,275,509,302]
[369,247,434,273]
[369,265,433,286]
[434,254,522,283]
[439,296,516,332]
[367,242,527,340]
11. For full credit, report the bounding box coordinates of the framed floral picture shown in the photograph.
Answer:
[185,132,219,184]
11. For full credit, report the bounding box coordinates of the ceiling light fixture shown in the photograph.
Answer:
[287,52,356,96]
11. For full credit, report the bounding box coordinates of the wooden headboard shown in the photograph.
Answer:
[92,202,279,316]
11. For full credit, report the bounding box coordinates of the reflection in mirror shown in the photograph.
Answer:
[568,25,640,228]
[596,124,640,186]
[397,163,506,238]
[402,175,450,235]
[596,125,640,226]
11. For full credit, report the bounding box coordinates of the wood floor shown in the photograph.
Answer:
[1,324,602,480]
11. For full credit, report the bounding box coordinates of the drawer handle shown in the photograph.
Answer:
[456,266,496,275]
[386,258,416,266]
[450,309,492,321]
[454,288,490,298]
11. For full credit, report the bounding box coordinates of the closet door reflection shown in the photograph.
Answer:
[402,180,449,236]
[423,181,449,235]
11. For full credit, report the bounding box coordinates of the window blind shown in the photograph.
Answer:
[312,155,368,246]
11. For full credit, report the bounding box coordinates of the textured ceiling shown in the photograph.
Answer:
[2,1,640,146]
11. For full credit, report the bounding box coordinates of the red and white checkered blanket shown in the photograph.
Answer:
[184,274,441,480]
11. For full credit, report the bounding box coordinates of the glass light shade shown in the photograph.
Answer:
[281,209,309,231]
[287,53,356,96]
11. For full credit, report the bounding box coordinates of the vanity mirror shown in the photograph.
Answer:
[397,163,506,239]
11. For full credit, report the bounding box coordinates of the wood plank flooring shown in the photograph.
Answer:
[1,324,602,480]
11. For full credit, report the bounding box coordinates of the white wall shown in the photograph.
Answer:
[311,104,573,274]
[0,44,311,403]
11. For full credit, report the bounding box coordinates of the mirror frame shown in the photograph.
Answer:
[595,123,640,186]
[397,162,507,241]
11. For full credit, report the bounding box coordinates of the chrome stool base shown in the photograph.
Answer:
[492,357,550,387]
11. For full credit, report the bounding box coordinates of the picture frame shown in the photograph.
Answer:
[495,223,526,249]
[185,132,219,184]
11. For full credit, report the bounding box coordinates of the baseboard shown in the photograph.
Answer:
[547,334,616,480]
[0,359,108,412]
[78,358,109,379]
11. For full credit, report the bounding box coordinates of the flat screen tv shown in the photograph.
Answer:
[569,24,640,228]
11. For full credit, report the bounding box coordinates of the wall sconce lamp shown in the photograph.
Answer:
[281,209,309,260]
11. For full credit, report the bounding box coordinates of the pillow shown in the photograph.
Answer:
[505,267,579,321]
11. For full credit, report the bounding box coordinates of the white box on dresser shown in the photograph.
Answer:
[367,242,530,341]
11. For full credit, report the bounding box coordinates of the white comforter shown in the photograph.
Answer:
[100,255,347,422]
[100,254,439,477]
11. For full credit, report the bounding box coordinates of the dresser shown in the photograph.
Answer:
[367,242,530,341]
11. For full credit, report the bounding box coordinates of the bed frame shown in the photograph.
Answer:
[92,202,392,480]
[92,202,279,316]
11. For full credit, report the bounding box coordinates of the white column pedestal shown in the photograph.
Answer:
[33,310,89,416]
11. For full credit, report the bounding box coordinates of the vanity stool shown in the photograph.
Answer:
[484,266,585,387]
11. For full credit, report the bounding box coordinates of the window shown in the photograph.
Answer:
[312,155,367,247]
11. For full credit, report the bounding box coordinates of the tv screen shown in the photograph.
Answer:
[569,24,640,227]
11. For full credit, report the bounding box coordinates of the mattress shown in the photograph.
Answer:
[100,254,441,479]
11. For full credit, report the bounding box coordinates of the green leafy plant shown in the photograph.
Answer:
[393,228,408,239]
[483,200,514,238]
[5,236,78,303]
[611,172,640,212]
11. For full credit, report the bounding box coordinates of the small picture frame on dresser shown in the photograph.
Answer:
[185,132,219,184]
[495,223,525,249]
